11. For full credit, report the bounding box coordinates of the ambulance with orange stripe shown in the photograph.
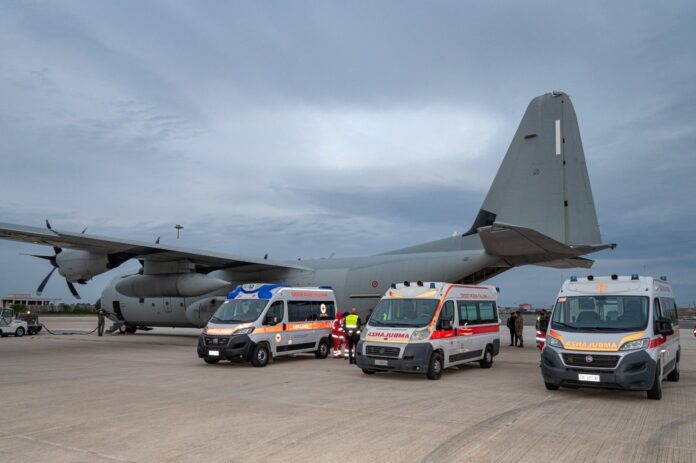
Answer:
[356,282,500,380]
[541,275,681,400]
[197,284,335,367]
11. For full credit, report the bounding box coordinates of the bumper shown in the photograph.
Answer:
[355,341,433,374]
[197,334,256,362]
[541,348,656,391]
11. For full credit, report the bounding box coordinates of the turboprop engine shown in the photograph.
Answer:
[115,273,231,298]
[185,296,228,327]
[56,250,110,282]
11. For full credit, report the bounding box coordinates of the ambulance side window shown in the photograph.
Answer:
[479,302,497,324]
[266,301,284,324]
[288,301,311,322]
[458,302,478,325]
[438,301,454,329]
[659,298,678,324]
[312,301,336,320]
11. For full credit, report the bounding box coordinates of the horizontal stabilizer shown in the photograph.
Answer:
[478,223,615,267]
[535,257,594,269]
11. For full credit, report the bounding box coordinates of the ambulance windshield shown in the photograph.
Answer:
[369,298,439,328]
[551,296,649,332]
[210,299,269,324]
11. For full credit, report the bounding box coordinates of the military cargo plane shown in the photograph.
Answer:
[0,91,615,331]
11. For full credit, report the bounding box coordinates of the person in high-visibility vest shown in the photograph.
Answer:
[342,307,362,364]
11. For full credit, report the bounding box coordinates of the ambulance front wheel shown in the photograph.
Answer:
[479,345,494,368]
[362,369,376,375]
[544,382,559,391]
[426,352,443,380]
[203,357,220,364]
[315,339,329,359]
[251,343,270,367]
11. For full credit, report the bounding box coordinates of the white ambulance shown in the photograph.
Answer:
[197,284,336,367]
[356,282,500,380]
[541,275,681,400]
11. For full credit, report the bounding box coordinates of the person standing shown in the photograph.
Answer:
[331,312,346,358]
[514,310,524,347]
[97,308,106,336]
[507,312,517,346]
[343,307,362,364]
[535,309,547,331]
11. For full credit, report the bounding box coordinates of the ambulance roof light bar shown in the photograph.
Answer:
[631,274,639,280]
[570,276,577,282]
[660,276,668,281]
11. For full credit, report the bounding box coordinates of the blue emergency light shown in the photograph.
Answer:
[429,282,436,288]
[631,274,639,280]
[570,276,577,282]
[660,276,668,281]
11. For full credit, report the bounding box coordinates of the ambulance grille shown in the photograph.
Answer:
[204,336,230,347]
[562,353,619,368]
[366,345,400,358]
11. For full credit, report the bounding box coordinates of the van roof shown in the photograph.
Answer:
[560,275,673,297]
[227,283,335,300]
[384,282,498,300]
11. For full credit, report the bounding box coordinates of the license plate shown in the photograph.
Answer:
[578,373,600,382]
[208,350,219,356]
[374,359,388,366]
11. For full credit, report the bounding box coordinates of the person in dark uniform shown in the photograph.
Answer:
[343,307,362,364]
[507,312,517,346]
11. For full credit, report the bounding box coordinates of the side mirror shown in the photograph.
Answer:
[440,319,453,331]
[264,315,278,326]
[656,317,674,336]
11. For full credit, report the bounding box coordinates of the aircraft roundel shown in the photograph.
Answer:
[371,280,379,288]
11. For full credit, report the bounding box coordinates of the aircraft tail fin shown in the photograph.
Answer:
[466,91,603,247]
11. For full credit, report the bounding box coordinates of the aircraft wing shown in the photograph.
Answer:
[477,222,615,267]
[0,222,311,273]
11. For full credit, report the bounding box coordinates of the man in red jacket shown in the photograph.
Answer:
[332,312,346,358]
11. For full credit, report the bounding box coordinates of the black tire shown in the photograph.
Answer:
[15,327,25,337]
[479,345,494,369]
[251,343,270,367]
[545,382,560,391]
[118,324,126,334]
[667,358,680,382]
[125,326,137,334]
[35,325,42,334]
[647,362,662,400]
[315,339,330,359]
[204,357,220,364]
[0,330,6,337]
[426,352,443,380]
[362,369,376,375]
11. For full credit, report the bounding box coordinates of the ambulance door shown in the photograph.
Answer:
[286,300,315,352]
[435,300,457,366]
[263,300,287,356]
[456,300,480,361]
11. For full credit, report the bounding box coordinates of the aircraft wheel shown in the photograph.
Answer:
[315,339,329,359]
[15,327,25,337]
[426,352,443,380]
[251,344,270,367]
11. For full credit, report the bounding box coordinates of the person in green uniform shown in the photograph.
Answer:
[97,308,106,336]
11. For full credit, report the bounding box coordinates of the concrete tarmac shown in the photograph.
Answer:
[1,317,695,463]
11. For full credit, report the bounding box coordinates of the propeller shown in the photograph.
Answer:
[27,220,82,300]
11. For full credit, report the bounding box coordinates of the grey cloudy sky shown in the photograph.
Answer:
[1,1,695,307]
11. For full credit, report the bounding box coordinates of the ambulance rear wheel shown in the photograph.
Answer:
[647,362,662,400]
[426,352,443,380]
[251,344,270,367]
[479,345,494,368]
[315,339,329,359]
[204,358,220,364]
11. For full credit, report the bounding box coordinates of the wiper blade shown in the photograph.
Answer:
[551,322,576,330]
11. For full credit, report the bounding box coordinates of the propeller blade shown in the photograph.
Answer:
[155,236,160,244]
[81,227,87,234]
[45,219,52,230]
[22,253,54,261]
[66,280,81,300]
[37,267,58,295]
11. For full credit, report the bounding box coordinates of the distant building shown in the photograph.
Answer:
[2,293,59,311]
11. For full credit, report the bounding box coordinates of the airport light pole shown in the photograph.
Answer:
[174,224,184,239]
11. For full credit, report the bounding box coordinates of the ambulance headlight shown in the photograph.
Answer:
[410,327,431,341]
[619,338,649,351]
[546,336,563,348]
[233,327,255,335]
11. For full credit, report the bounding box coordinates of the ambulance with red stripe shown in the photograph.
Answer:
[541,275,681,400]
[198,284,335,367]
[356,282,500,380]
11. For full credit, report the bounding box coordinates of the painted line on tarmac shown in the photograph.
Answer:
[4,433,134,462]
